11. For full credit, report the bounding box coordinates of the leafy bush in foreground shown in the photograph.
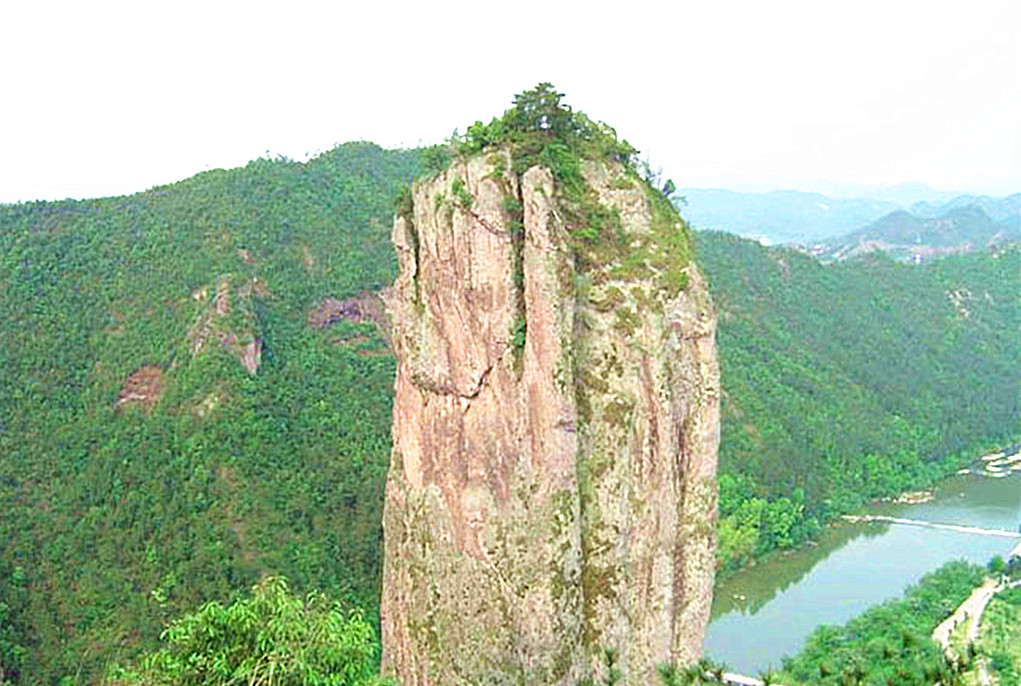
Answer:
[106,576,383,686]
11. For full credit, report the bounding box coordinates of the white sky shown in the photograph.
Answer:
[1,0,1018,203]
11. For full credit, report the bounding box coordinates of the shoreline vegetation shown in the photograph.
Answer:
[774,558,1021,686]
[715,439,1021,581]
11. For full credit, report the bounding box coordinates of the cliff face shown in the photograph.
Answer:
[381,149,719,685]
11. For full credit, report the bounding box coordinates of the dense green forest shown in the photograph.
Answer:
[0,143,422,682]
[1,133,1018,681]
[699,232,1020,569]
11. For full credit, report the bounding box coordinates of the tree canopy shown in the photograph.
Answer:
[106,576,381,686]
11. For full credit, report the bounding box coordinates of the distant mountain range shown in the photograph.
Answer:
[679,187,1019,262]
[679,188,903,244]
[909,193,1021,223]
[809,195,1020,262]
[784,180,961,205]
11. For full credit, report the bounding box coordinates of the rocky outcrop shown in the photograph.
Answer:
[188,275,264,375]
[380,150,719,685]
[306,292,391,348]
[116,365,164,411]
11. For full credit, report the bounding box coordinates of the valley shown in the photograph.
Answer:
[0,127,1018,683]
[706,468,1021,675]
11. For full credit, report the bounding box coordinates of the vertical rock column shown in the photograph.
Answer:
[380,153,719,685]
[381,156,584,685]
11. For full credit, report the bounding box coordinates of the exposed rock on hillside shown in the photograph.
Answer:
[188,274,264,375]
[381,148,719,684]
[116,365,164,411]
[306,292,391,349]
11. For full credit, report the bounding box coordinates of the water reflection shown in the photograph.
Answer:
[710,522,889,618]
[704,472,1021,675]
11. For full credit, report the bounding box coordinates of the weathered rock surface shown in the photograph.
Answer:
[188,274,264,375]
[381,151,719,685]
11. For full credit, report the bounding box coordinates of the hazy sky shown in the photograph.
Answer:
[1,0,1018,203]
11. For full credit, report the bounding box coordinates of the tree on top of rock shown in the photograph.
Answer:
[508,82,571,135]
[453,83,637,173]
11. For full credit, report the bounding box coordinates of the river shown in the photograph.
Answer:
[703,468,1021,675]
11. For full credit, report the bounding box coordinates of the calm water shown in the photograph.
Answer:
[703,470,1021,675]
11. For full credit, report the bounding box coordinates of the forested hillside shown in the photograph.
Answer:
[0,143,422,682]
[1,143,1017,682]
[699,231,1020,568]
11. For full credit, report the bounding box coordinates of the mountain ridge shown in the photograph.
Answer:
[810,201,1020,262]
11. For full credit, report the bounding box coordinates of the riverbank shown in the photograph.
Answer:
[705,470,1021,675]
[958,450,1021,478]
[939,575,1021,686]
[715,439,1019,580]
[773,560,986,686]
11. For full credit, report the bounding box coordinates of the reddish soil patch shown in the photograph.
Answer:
[248,277,270,298]
[117,365,164,411]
